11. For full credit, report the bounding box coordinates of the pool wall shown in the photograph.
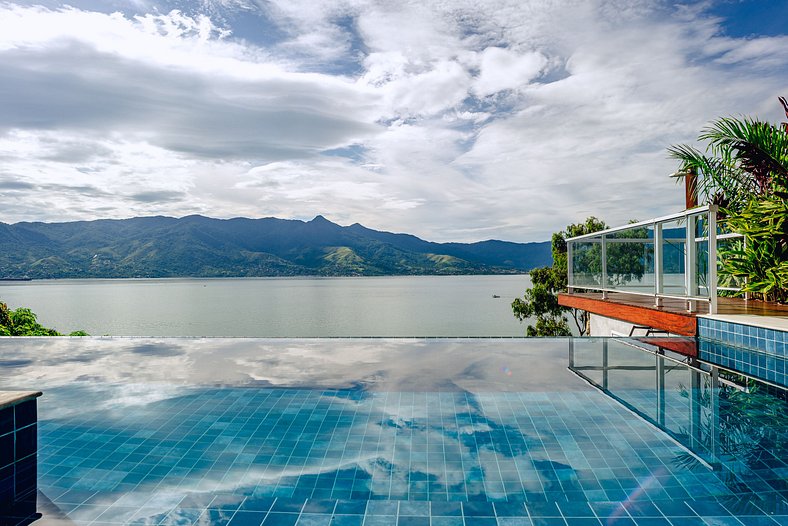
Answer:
[698,317,788,386]
[0,391,41,526]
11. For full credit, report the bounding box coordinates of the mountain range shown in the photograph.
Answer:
[0,215,551,278]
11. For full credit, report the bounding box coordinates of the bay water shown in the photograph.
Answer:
[0,275,533,337]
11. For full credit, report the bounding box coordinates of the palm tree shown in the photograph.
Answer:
[667,98,788,303]
[668,97,788,211]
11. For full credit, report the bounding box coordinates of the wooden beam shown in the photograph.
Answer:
[558,293,697,336]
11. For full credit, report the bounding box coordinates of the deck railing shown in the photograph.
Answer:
[566,205,743,315]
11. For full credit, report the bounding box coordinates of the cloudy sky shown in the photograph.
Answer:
[0,0,786,242]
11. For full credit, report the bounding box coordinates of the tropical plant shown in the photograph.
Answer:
[668,97,788,211]
[718,196,788,303]
[0,300,88,336]
[668,97,788,302]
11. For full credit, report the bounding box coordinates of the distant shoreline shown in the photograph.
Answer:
[0,273,531,283]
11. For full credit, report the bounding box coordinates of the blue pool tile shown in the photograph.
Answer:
[528,502,562,518]
[298,513,334,526]
[164,507,205,525]
[230,511,269,526]
[497,519,534,526]
[332,515,364,526]
[335,501,368,515]
[466,518,500,526]
[494,502,528,517]
[589,502,627,521]
[558,502,595,518]
[563,519,601,526]
[399,502,430,516]
[366,501,398,516]
[242,497,277,512]
[655,502,696,518]
[397,517,430,526]
[211,494,246,511]
[431,502,463,517]
[633,519,672,526]
[698,518,744,526]
[432,518,465,526]
[363,515,398,526]
[736,518,780,526]
[529,519,567,526]
[627,502,664,518]
[689,503,733,517]
[264,512,300,526]
[464,502,496,517]
[303,500,338,514]
[273,500,307,513]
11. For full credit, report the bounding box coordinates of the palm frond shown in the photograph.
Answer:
[667,144,755,209]
[700,117,788,191]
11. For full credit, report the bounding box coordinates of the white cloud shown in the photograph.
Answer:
[0,0,786,242]
[474,47,547,97]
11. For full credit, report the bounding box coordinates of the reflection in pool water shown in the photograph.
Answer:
[0,337,785,525]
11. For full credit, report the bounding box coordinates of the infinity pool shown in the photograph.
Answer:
[0,338,786,526]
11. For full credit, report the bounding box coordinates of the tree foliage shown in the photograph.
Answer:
[513,217,607,336]
[668,97,788,302]
[0,301,88,336]
[718,196,788,303]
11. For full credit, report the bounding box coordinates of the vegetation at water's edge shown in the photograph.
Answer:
[0,301,87,336]
[512,217,614,336]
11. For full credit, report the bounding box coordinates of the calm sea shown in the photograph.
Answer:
[0,275,533,337]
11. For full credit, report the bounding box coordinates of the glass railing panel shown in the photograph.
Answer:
[690,213,711,298]
[605,339,658,421]
[660,359,693,444]
[660,219,687,296]
[717,236,746,290]
[604,225,654,293]
[566,206,735,308]
[568,338,604,386]
[570,238,603,289]
[695,239,710,297]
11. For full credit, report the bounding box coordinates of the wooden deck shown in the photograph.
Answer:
[558,292,788,337]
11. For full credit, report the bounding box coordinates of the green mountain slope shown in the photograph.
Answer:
[0,215,551,278]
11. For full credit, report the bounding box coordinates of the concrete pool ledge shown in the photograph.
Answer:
[0,391,42,411]
[698,313,788,332]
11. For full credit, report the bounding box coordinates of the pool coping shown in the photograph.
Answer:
[0,391,42,411]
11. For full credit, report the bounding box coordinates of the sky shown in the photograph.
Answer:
[0,0,786,243]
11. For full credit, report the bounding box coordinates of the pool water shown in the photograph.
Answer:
[0,338,786,526]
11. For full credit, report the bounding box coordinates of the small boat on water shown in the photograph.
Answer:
[0,276,32,281]
[492,294,500,298]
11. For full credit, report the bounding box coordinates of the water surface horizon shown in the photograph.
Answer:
[0,274,533,337]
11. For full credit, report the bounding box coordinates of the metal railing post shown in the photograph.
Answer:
[656,352,665,427]
[708,206,718,314]
[601,235,608,300]
[654,222,663,307]
[710,366,720,465]
[686,214,697,312]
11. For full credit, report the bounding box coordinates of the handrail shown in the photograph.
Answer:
[566,205,710,242]
[566,205,743,315]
